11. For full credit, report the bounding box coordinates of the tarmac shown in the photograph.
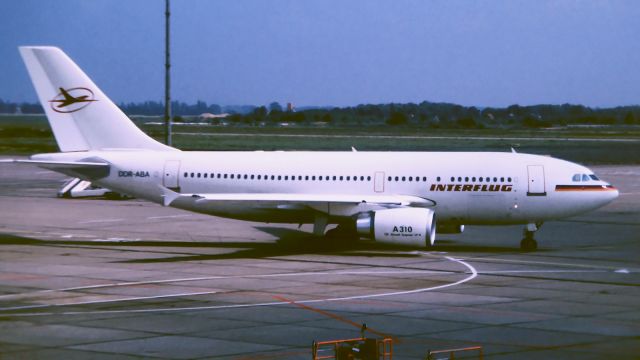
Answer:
[0,160,638,359]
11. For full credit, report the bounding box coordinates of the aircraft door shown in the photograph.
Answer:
[374,172,385,192]
[527,165,546,196]
[163,160,181,191]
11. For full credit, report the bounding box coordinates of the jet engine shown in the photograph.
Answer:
[437,223,465,234]
[356,208,436,247]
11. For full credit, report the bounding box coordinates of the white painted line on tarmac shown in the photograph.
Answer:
[0,290,220,311]
[0,255,478,317]
[78,218,124,224]
[146,214,193,220]
[462,256,640,272]
[477,269,608,274]
[0,269,453,301]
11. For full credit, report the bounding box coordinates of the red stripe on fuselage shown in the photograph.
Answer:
[555,185,617,192]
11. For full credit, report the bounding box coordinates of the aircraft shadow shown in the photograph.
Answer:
[0,229,530,264]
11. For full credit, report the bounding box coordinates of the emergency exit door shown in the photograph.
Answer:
[527,165,546,196]
[374,172,385,192]
[163,160,181,191]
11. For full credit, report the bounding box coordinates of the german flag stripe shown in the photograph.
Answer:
[555,185,617,192]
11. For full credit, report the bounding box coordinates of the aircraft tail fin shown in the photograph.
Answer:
[19,46,175,152]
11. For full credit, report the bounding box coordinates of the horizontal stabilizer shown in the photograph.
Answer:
[2,159,110,180]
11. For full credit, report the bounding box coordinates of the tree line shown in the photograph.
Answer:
[1,98,638,128]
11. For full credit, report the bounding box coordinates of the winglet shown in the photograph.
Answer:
[511,147,517,153]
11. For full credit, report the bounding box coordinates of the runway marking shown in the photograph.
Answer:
[146,214,193,220]
[90,237,141,242]
[0,290,219,311]
[476,270,608,274]
[0,255,478,317]
[462,256,640,272]
[0,269,451,300]
[78,218,124,224]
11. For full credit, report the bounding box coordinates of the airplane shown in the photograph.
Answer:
[6,46,619,251]
[49,87,96,110]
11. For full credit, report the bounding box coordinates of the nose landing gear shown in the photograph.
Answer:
[520,222,541,251]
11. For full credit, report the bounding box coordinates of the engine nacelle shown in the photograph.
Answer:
[356,208,436,247]
[437,223,465,234]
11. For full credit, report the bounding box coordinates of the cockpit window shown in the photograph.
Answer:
[573,173,599,182]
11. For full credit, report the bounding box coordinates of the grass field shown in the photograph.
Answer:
[2,114,639,164]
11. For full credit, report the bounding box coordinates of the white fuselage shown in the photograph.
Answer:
[36,150,619,227]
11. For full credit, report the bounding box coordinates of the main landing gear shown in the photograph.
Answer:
[520,223,541,251]
[325,223,359,242]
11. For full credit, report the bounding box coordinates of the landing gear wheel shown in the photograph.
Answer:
[520,235,538,251]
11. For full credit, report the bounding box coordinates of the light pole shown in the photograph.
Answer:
[164,0,172,146]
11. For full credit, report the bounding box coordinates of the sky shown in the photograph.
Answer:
[1,0,639,108]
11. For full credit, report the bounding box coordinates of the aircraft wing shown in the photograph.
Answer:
[160,187,434,216]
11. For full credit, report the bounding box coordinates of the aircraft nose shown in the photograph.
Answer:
[602,184,619,204]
